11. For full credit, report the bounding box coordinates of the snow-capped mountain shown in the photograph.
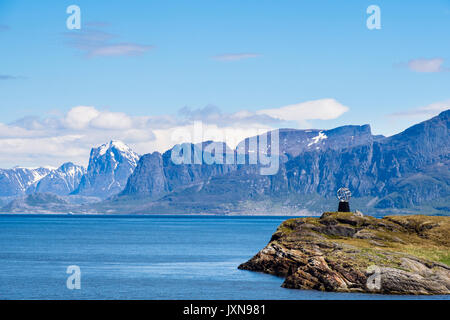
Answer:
[72,140,140,199]
[0,141,139,201]
[26,162,86,196]
[0,166,54,198]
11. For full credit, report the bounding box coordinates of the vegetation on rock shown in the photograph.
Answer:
[239,212,450,295]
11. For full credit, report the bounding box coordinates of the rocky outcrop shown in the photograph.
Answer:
[239,212,450,295]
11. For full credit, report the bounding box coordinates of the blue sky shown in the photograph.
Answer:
[0,0,449,167]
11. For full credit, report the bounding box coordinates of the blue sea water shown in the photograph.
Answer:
[0,214,448,300]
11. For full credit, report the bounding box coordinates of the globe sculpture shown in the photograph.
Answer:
[337,187,351,212]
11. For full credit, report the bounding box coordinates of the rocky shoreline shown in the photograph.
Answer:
[239,212,450,295]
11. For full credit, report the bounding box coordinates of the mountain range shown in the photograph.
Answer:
[1,110,449,215]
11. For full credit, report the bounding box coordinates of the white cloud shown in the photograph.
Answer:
[90,111,133,130]
[0,99,349,168]
[256,99,349,126]
[407,58,448,73]
[63,106,135,130]
[0,123,35,138]
[212,53,261,61]
[64,106,100,129]
[64,26,153,58]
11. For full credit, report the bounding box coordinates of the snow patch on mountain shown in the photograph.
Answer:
[96,141,139,164]
[26,163,86,196]
[308,131,328,147]
[0,167,54,197]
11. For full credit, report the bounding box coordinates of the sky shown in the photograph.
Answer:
[0,0,449,168]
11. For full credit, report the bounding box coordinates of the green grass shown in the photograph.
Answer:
[278,213,450,266]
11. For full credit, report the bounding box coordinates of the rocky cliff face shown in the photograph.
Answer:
[72,141,140,199]
[120,142,237,199]
[283,110,449,207]
[117,123,385,205]
[118,110,448,214]
[240,124,380,160]
[239,212,450,295]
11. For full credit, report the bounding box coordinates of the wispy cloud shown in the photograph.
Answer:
[406,58,448,73]
[212,53,261,62]
[389,100,450,118]
[0,75,16,80]
[88,43,153,58]
[0,74,24,80]
[84,21,111,28]
[63,24,153,58]
[178,105,283,127]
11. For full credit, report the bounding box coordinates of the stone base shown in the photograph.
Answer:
[338,201,350,212]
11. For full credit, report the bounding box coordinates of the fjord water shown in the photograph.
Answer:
[0,215,447,300]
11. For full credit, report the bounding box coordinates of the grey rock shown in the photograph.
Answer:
[377,266,450,295]
[355,210,364,217]
[120,142,237,199]
[72,141,139,199]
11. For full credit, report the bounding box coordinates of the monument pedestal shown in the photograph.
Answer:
[338,201,350,212]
